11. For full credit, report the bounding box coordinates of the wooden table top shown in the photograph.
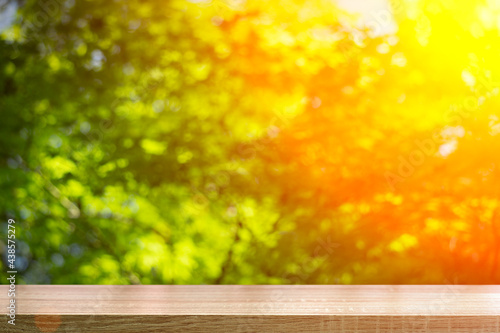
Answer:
[2,285,500,316]
[2,285,500,332]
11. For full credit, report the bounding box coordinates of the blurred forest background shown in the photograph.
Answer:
[1,0,500,284]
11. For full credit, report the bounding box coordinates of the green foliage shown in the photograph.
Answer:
[1,0,500,284]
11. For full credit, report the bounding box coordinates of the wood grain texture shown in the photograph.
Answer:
[1,285,500,332]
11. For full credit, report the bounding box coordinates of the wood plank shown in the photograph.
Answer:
[1,285,500,332]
